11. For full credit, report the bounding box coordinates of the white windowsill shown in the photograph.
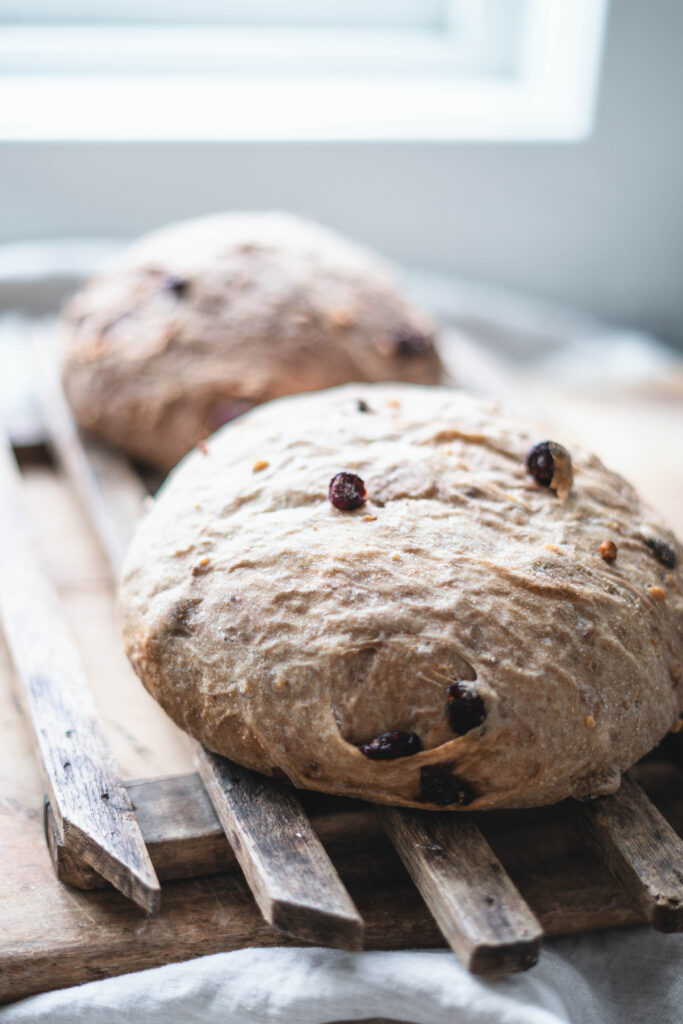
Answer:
[0,74,597,142]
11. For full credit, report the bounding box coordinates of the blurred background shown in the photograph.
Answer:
[0,0,682,527]
[0,0,681,345]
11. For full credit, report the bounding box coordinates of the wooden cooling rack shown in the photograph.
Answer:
[1,338,683,1003]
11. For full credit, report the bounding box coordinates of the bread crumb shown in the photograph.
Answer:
[671,718,683,734]
[363,514,377,522]
[585,715,596,729]
[386,399,401,409]
[648,585,666,602]
[545,543,561,553]
[194,502,201,511]
[197,440,209,455]
[599,539,618,562]
[312,525,318,531]
[252,459,269,473]
[391,551,401,561]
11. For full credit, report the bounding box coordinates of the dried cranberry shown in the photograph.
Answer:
[525,442,555,486]
[525,441,573,498]
[328,472,367,510]
[446,682,486,734]
[358,731,422,760]
[419,765,474,806]
[645,537,677,569]
[393,328,434,357]
[163,275,188,298]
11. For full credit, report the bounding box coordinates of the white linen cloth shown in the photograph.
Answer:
[2,928,682,1024]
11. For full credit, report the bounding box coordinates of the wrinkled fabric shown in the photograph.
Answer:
[2,928,682,1024]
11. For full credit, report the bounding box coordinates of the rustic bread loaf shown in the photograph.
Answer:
[120,383,683,809]
[61,212,440,471]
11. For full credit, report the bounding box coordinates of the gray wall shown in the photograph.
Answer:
[1,0,682,345]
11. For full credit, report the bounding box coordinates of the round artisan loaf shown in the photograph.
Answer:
[61,212,440,471]
[120,383,683,810]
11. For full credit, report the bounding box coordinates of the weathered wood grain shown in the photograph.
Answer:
[381,806,543,975]
[0,433,160,913]
[579,774,683,932]
[9,755,683,1003]
[197,748,364,950]
[45,772,384,888]
[34,362,369,950]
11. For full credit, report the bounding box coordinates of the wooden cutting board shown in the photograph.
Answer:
[2,376,683,1004]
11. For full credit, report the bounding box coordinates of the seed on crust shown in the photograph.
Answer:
[358,731,422,760]
[446,681,486,735]
[585,715,596,729]
[328,472,367,510]
[599,539,618,562]
[648,586,667,602]
[419,765,474,806]
[526,441,573,500]
[252,459,269,473]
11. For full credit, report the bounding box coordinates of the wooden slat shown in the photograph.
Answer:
[35,336,683,969]
[45,771,383,888]
[33,350,367,950]
[381,806,543,975]
[579,774,683,932]
[0,433,160,913]
[197,748,364,950]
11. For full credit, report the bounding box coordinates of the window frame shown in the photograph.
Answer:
[0,0,608,142]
